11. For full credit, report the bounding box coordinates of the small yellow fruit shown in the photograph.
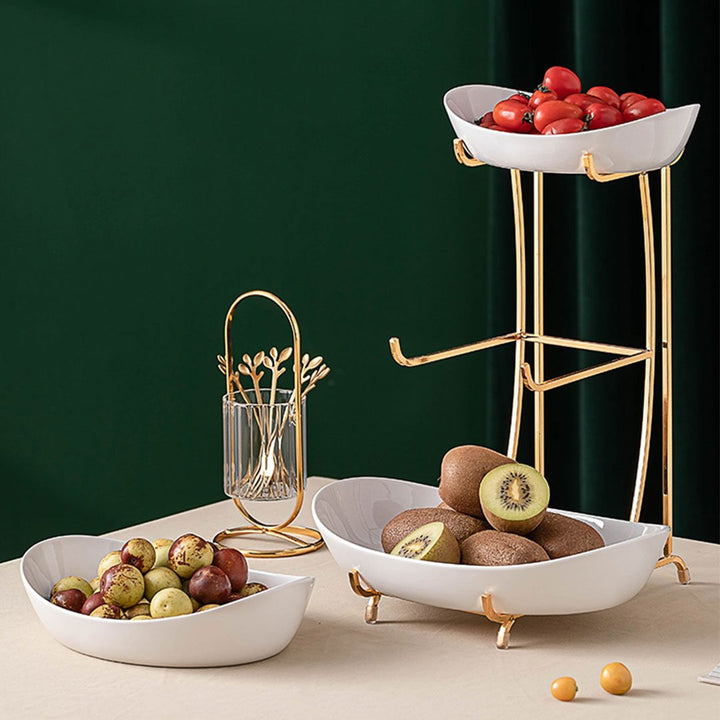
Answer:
[600,662,632,695]
[550,676,578,702]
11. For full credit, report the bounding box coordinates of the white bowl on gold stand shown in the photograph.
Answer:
[313,476,668,619]
[444,84,700,174]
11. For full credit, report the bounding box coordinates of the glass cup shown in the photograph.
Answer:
[223,388,306,501]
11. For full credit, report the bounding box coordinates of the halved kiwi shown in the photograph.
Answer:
[381,508,488,553]
[479,462,550,535]
[389,521,460,563]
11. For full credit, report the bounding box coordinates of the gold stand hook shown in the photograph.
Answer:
[453,138,485,167]
[348,570,382,623]
[481,593,522,650]
[582,150,684,183]
[655,554,691,584]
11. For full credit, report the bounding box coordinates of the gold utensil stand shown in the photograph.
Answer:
[348,140,689,648]
[214,290,324,558]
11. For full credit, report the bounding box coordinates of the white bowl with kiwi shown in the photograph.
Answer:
[21,534,314,667]
[312,448,669,616]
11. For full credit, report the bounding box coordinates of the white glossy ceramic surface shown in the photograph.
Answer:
[312,476,669,616]
[21,535,314,667]
[444,84,700,174]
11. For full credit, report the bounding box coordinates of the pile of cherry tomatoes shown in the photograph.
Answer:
[476,66,666,135]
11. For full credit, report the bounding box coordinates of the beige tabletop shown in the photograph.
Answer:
[3,476,719,719]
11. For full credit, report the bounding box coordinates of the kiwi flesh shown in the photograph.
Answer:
[390,522,461,563]
[439,445,514,518]
[479,462,550,535]
[382,508,488,553]
[461,530,549,566]
[527,511,604,559]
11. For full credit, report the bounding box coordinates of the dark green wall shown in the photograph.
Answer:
[2,1,717,561]
[1,1,499,560]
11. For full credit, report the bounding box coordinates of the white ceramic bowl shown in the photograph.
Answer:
[312,476,669,616]
[21,535,314,667]
[444,84,700,174]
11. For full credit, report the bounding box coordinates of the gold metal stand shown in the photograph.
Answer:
[348,570,382,624]
[348,569,520,649]
[214,290,324,558]
[360,140,691,647]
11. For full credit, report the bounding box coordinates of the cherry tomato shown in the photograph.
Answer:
[486,123,512,132]
[623,97,666,121]
[585,102,623,130]
[541,117,585,135]
[620,92,647,111]
[533,100,584,132]
[493,99,533,132]
[586,85,621,108]
[529,89,558,109]
[565,92,606,111]
[551,676,578,702]
[506,92,530,104]
[474,111,494,127]
[540,66,582,100]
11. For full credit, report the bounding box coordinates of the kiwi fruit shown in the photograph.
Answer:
[479,462,549,535]
[390,522,461,563]
[460,530,549,566]
[381,508,488,552]
[527,511,604,559]
[439,445,514,518]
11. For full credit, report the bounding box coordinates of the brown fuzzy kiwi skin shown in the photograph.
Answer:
[438,445,514,518]
[381,508,488,553]
[460,530,549,566]
[527,512,605,559]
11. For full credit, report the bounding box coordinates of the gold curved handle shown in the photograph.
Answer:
[453,138,485,167]
[581,150,684,183]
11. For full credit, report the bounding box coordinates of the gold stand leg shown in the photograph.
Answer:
[348,570,382,623]
[533,171,545,474]
[655,554,691,584]
[481,593,522,650]
[348,570,522,648]
[507,169,526,459]
[655,164,690,584]
[630,174,657,523]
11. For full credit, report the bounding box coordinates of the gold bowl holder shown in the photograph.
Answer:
[214,290,324,558]
[348,142,690,649]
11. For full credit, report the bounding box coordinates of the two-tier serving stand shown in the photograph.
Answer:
[348,139,690,649]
